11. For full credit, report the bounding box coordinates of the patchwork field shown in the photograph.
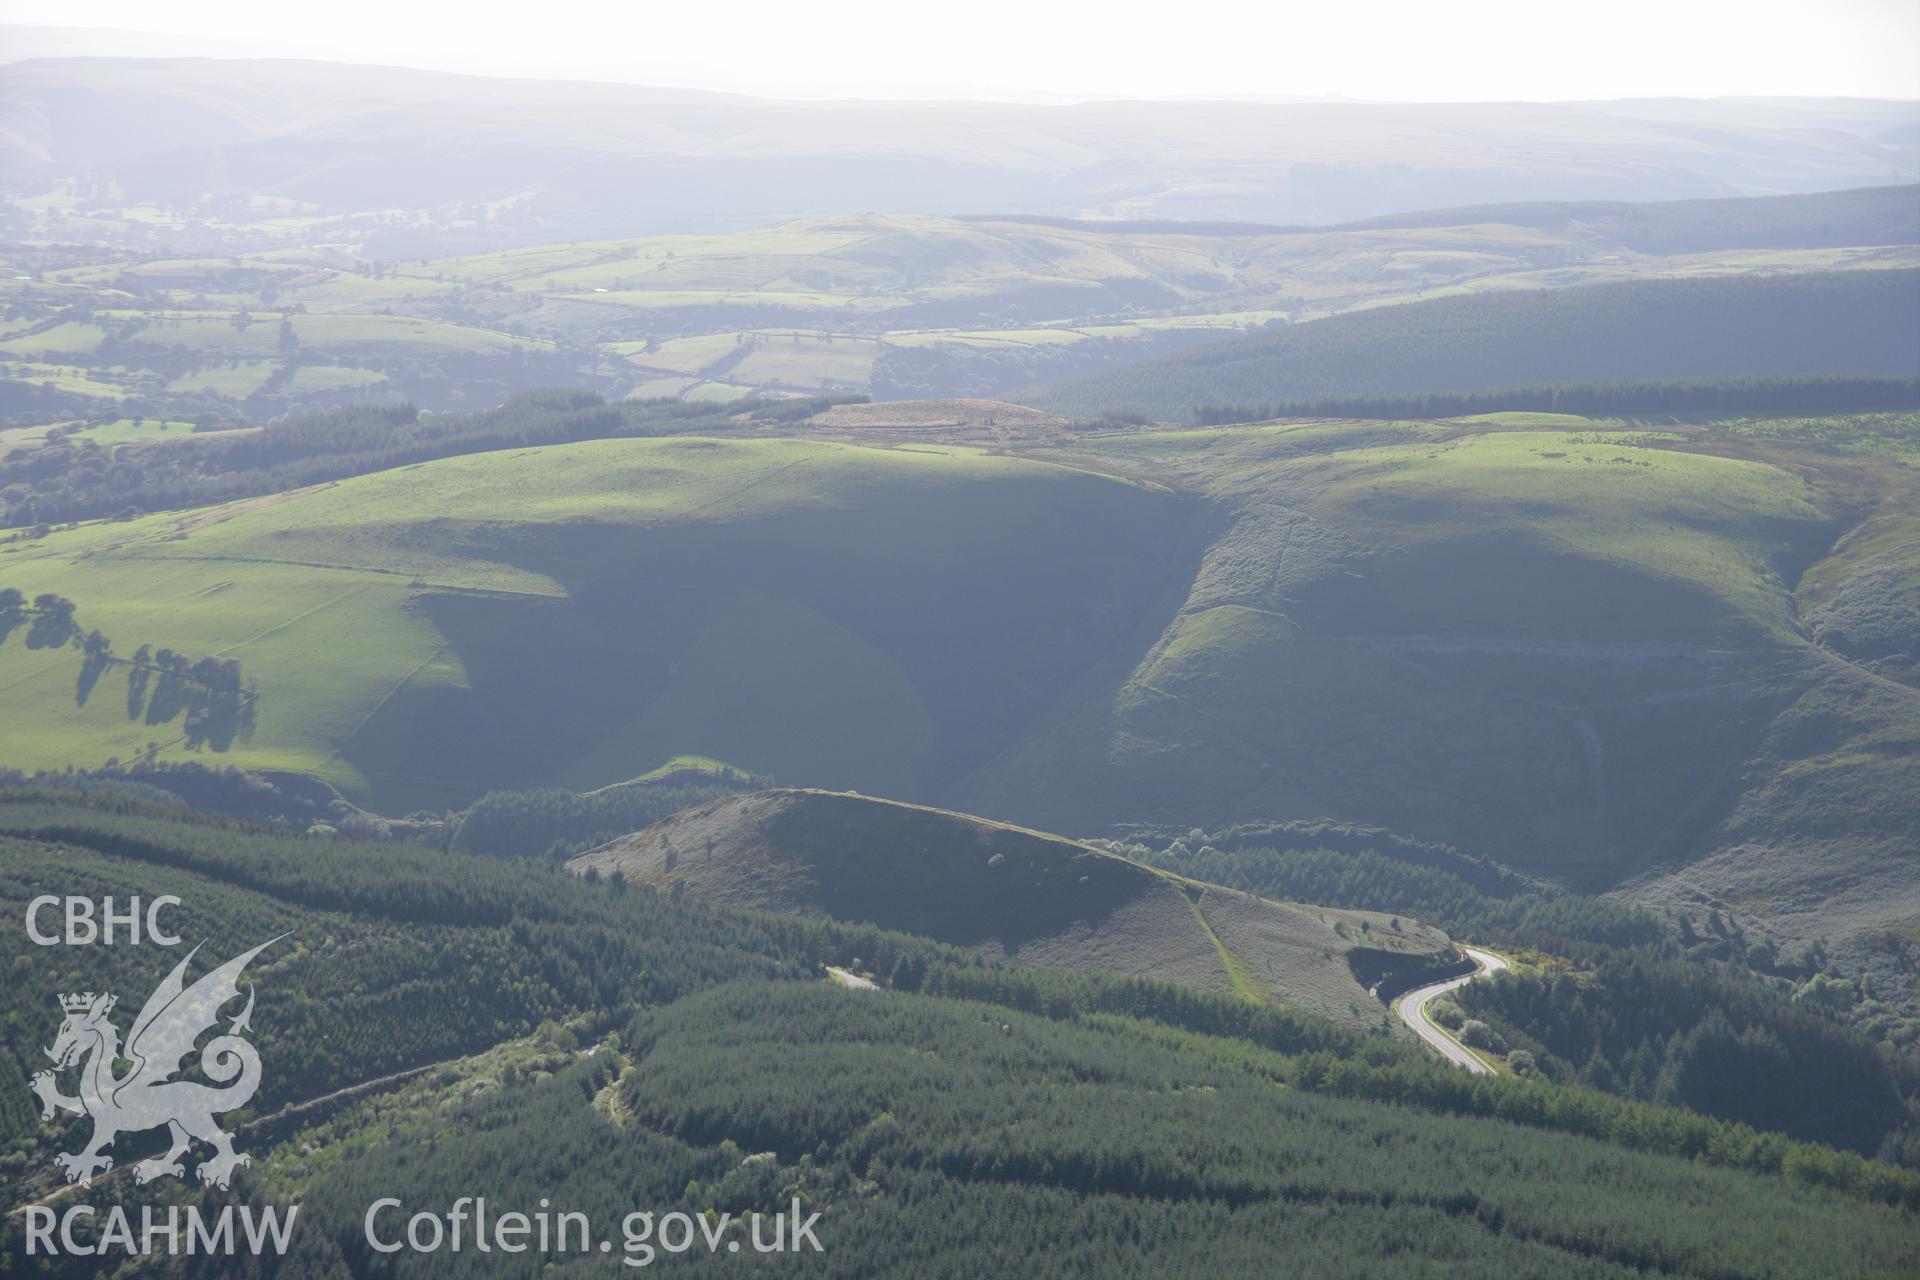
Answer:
[9,189,1915,418]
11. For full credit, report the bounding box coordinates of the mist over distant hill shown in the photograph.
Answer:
[3,49,1915,250]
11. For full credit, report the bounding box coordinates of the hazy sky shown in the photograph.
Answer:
[8,0,1919,102]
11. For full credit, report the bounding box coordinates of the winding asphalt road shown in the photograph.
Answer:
[1395,946,1509,1073]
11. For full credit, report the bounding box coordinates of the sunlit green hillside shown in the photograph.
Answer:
[0,436,1199,810]
[3,408,1915,956]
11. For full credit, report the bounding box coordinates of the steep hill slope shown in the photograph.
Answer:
[0,435,1206,812]
[1021,269,1920,420]
[568,788,1456,1028]
[956,415,1920,958]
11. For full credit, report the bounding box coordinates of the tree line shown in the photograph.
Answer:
[0,589,256,749]
[1,391,859,529]
[1190,373,1920,425]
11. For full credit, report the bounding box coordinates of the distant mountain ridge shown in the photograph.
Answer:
[5,52,1916,245]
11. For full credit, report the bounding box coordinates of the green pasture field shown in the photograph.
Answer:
[0,417,198,453]
[614,332,744,374]
[402,223,878,290]
[0,361,130,397]
[729,333,883,387]
[623,375,699,400]
[167,360,277,396]
[679,380,757,402]
[0,321,108,356]
[557,287,869,311]
[286,363,389,391]
[109,311,551,356]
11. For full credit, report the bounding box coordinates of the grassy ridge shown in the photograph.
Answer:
[1021,269,1920,420]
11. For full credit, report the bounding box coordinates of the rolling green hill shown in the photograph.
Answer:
[0,434,1205,812]
[1021,269,1920,420]
[3,405,1916,968]
[568,788,1455,1029]
[951,413,1920,963]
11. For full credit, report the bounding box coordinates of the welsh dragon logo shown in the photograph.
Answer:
[31,936,286,1190]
